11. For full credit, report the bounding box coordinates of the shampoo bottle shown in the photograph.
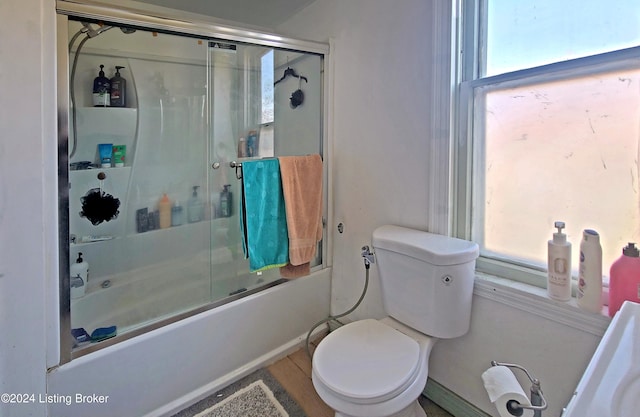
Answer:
[188,186,204,223]
[158,193,172,229]
[70,252,89,284]
[577,229,603,313]
[608,242,640,317]
[547,221,572,301]
[220,184,232,217]
[110,66,127,107]
[92,64,111,107]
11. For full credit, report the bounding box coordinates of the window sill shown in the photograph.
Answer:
[473,272,610,337]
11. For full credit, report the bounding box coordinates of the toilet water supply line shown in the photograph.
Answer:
[305,245,375,359]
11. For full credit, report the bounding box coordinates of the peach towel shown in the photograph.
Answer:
[278,154,323,278]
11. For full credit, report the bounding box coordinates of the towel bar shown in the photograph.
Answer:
[230,161,243,179]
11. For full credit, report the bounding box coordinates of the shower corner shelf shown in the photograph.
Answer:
[71,236,120,247]
[79,106,137,112]
[69,166,132,178]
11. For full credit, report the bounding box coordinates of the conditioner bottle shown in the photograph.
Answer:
[577,229,603,313]
[547,221,572,301]
[110,66,126,107]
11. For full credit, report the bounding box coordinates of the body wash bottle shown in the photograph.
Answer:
[548,221,572,301]
[577,229,603,313]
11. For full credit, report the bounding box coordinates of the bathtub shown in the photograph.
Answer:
[71,247,270,337]
[48,267,331,417]
[562,301,640,417]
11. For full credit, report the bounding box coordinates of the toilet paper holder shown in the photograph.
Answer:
[490,361,548,417]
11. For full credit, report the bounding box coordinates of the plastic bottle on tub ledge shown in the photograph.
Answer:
[608,242,640,317]
[70,252,89,299]
[577,229,603,313]
[158,193,172,229]
[246,130,258,157]
[188,186,204,223]
[220,184,232,217]
[71,252,89,284]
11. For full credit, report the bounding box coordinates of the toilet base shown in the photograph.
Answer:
[334,399,427,417]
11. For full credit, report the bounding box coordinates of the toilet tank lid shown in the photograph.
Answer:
[372,225,479,265]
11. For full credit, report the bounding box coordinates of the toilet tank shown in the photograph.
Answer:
[372,225,479,339]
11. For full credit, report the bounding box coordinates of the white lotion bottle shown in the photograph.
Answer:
[577,229,603,313]
[548,221,572,301]
[70,252,89,284]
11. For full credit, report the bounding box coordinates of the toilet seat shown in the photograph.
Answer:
[313,319,421,404]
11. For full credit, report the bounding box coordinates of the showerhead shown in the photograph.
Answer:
[80,22,136,37]
[81,22,112,38]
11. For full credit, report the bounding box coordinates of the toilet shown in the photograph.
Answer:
[312,225,479,417]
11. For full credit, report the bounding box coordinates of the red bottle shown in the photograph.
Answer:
[609,242,640,317]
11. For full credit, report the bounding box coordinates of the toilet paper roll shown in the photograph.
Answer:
[481,366,533,417]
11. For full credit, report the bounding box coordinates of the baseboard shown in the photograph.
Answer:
[146,326,327,417]
[424,378,491,417]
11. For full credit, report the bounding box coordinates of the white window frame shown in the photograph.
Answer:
[453,0,640,288]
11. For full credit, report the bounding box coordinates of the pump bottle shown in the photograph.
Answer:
[110,66,127,107]
[70,252,89,284]
[188,186,204,223]
[220,184,232,217]
[577,229,603,313]
[92,64,111,107]
[547,221,572,301]
[608,242,640,317]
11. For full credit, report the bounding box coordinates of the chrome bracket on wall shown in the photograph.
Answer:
[490,361,548,417]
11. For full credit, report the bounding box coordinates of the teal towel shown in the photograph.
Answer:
[241,159,289,272]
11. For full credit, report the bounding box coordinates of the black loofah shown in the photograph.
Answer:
[79,188,120,225]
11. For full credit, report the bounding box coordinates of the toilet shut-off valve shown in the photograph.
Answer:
[361,246,375,268]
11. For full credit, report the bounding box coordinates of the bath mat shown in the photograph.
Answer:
[171,369,306,417]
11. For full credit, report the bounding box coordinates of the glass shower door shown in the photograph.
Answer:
[207,41,325,301]
[207,41,283,300]
[66,23,214,344]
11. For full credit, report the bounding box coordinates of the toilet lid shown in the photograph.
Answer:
[313,319,420,403]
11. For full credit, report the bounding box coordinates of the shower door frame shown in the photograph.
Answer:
[56,0,330,365]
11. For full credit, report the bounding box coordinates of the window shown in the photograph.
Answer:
[261,49,274,124]
[456,0,640,286]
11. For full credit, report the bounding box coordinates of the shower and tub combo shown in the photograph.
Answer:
[52,2,330,415]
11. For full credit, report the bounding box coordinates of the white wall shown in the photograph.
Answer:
[277,1,607,416]
[0,0,57,416]
[278,0,438,320]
